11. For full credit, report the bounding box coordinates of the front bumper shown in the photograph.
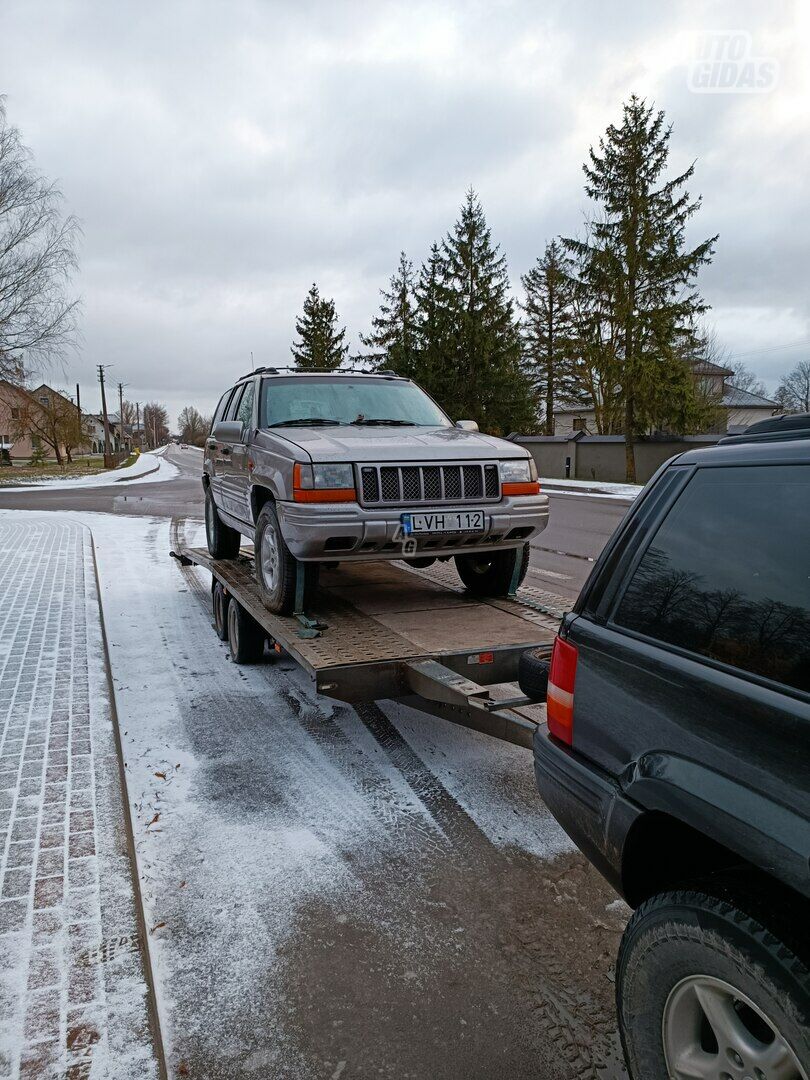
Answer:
[533,724,642,899]
[276,493,549,562]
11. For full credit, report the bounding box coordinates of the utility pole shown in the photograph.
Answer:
[135,402,141,450]
[117,382,127,453]
[97,365,111,465]
[75,382,82,455]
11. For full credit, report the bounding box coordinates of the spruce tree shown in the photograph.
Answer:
[520,239,585,435]
[413,243,450,398]
[564,96,718,481]
[434,190,535,435]
[360,253,419,376]
[291,284,348,370]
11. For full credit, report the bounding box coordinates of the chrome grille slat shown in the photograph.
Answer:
[357,462,501,506]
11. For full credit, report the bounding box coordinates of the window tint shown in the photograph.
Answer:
[212,389,234,428]
[259,377,450,427]
[236,381,255,427]
[614,464,810,694]
[225,384,245,420]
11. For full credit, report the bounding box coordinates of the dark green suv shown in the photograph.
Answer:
[526,414,810,1079]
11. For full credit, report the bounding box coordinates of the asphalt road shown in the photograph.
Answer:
[0,444,631,604]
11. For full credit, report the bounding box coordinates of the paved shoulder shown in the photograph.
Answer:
[0,519,160,1079]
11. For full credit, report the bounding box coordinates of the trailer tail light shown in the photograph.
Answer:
[546,636,578,745]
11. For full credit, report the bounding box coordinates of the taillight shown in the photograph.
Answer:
[546,635,578,745]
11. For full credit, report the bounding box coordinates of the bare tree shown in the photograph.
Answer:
[7,384,89,465]
[775,359,810,413]
[177,405,209,446]
[0,98,80,382]
[143,401,169,448]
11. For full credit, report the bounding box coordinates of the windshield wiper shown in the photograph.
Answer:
[350,418,417,426]
[271,417,343,427]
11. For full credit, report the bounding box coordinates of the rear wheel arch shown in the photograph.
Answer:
[621,810,746,907]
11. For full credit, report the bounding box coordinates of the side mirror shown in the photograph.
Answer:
[212,420,244,443]
[455,420,479,432]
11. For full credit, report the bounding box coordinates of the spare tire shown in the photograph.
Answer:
[518,647,551,701]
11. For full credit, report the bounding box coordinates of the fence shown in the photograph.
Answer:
[511,433,723,484]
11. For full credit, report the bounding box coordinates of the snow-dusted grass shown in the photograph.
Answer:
[4,450,178,492]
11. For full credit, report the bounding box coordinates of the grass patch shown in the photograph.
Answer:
[0,457,107,487]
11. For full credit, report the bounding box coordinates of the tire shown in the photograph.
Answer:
[226,599,265,664]
[254,502,319,615]
[212,580,229,641]
[455,542,530,597]
[616,886,810,1080]
[205,488,240,559]
[518,647,551,700]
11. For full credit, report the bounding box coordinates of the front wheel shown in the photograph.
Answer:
[255,502,319,614]
[617,887,810,1079]
[455,542,529,597]
[205,488,240,559]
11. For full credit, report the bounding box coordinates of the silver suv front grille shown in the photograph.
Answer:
[359,462,500,506]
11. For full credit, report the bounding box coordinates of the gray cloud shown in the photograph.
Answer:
[1,0,806,424]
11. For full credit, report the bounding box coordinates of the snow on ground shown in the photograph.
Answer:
[1,509,576,1076]
[2,449,178,492]
[540,477,641,500]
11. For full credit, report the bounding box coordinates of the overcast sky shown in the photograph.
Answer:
[1,0,807,426]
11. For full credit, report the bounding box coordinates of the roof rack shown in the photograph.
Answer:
[719,412,810,446]
[235,366,406,381]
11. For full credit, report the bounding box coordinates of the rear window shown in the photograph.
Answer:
[613,464,810,694]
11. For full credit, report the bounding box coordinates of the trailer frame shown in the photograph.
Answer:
[170,545,560,749]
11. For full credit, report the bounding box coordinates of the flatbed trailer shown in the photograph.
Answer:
[170,545,563,749]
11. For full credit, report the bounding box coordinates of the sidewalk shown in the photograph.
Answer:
[0,519,159,1079]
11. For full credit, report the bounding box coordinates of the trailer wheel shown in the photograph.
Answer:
[212,580,229,641]
[226,600,265,664]
[205,489,240,559]
[255,503,319,614]
[455,542,530,597]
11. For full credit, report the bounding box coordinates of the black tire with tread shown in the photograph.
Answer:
[205,488,240,559]
[454,542,530,597]
[254,502,318,615]
[227,599,265,663]
[518,647,551,701]
[212,580,229,641]
[616,885,810,1079]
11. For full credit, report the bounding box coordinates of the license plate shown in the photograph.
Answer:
[402,510,486,534]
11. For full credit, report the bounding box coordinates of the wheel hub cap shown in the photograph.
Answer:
[663,974,806,1080]
[261,523,279,589]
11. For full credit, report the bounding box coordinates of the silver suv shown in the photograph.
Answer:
[203,368,549,613]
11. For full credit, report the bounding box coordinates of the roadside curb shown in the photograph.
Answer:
[88,531,170,1080]
[113,460,161,483]
[540,481,637,500]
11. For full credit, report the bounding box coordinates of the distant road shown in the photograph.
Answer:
[0,445,630,602]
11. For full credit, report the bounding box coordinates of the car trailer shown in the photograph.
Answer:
[170,545,563,749]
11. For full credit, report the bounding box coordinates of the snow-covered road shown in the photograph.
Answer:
[1,508,630,1079]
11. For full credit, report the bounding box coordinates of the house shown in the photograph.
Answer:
[0,381,88,461]
[553,359,779,436]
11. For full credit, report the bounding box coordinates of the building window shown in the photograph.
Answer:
[38,395,49,405]
[572,417,586,432]
[31,435,41,449]
[11,407,20,419]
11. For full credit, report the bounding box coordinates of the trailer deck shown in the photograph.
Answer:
[171,546,561,748]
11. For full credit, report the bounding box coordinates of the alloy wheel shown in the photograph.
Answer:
[260,521,280,590]
[663,974,807,1080]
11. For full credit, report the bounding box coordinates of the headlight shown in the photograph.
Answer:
[295,462,354,488]
[293,462,356,502]
[500,459,531,484]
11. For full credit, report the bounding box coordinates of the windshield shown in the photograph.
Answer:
[259,377,452,428]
